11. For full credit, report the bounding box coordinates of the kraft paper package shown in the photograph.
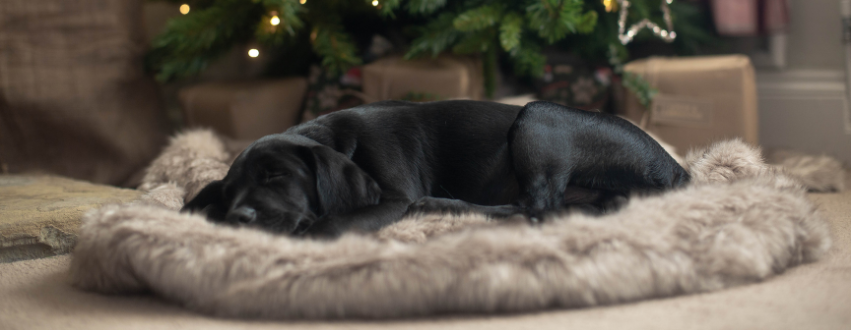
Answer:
[362,55,483,102]
[622,55,759,154]
[178,78,308,140]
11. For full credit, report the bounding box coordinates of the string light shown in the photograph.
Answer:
[270,15,280,26]
[372,0,378,6]
[602,0,616,12]
[248,49,260,58]
[299,0,306,4]
[179,4,190,15]
[617,0,676,45]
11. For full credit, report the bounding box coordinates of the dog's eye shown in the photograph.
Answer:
[265,171,291,182]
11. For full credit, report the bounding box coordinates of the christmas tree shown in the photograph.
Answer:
[146,0,714,99]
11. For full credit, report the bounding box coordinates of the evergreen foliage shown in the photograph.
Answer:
[400,0,600,96]
[310,21,362,75]
[622,72,658,107]
[147,0,713,99]
[147,0,366,82]
[146,0,267,82]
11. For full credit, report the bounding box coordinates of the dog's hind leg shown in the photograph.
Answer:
[507,108,576,220]
[512,169,572,220]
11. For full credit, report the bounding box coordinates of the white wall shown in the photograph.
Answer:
[756,0,851,163]
[786,0,845,69]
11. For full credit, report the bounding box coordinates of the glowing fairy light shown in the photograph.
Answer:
[270,15,280,26]
[372,0,379,6]
[248,49,260,58]
[179,4,190,15]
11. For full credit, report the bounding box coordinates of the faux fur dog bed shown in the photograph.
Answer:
[69,130,833,319]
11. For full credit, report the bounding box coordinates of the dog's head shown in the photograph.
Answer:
[181,135,381,235]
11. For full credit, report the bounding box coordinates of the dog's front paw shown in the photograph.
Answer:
[404,197,441,215]
[404,196,464,216]
[302,218,343,239]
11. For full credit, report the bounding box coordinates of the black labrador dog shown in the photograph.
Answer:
[182,100,689,237]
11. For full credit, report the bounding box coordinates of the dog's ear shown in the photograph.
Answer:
[180,180,227,220]
[307,146,381,216]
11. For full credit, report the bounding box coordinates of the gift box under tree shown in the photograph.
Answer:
[361,55,483,102]
[621,55,759,153]
[178,78,308,140]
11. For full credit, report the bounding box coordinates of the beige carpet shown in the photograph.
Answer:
[1,179,850,329]
[0,175,142,263]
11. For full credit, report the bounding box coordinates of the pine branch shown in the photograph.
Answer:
[374,0,402,17]
[260,0,304,36]
[451,29,496,54]
[400,0,601,97]
[499,12,523,52]
[453,4,503,32]
[623,72,658,107]
[405,12,461,59]
[607,43,628,73]
[146,0,264,82]
[509,41,546,77]
[255,1,304,47]
[311,22,362,76]
[526,0,588,44]
[576,10,598,34]
[406,0,447,15]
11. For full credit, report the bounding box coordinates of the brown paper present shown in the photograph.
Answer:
[362,55,483,101]
[178,78,308,140]
[622,55,759,153]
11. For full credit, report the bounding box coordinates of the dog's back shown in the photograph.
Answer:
[289,100,524,205]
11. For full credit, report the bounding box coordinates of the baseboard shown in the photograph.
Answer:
[757,69,851,164]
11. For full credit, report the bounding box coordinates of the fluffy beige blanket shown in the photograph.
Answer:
[69,130,832,319]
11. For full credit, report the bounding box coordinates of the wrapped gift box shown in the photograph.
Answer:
[622,55,759,152]
[362,55,483,101]
[178,78,308,140]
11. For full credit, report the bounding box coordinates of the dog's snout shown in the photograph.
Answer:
[226,206,257,224]
[292,216,314,235]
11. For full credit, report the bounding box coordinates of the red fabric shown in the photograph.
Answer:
[712,0,789,36]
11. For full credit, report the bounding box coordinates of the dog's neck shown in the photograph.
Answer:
[287,119,359,159]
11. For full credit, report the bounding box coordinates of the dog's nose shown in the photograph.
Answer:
[226,206,256,224]
[292,216,314,235]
